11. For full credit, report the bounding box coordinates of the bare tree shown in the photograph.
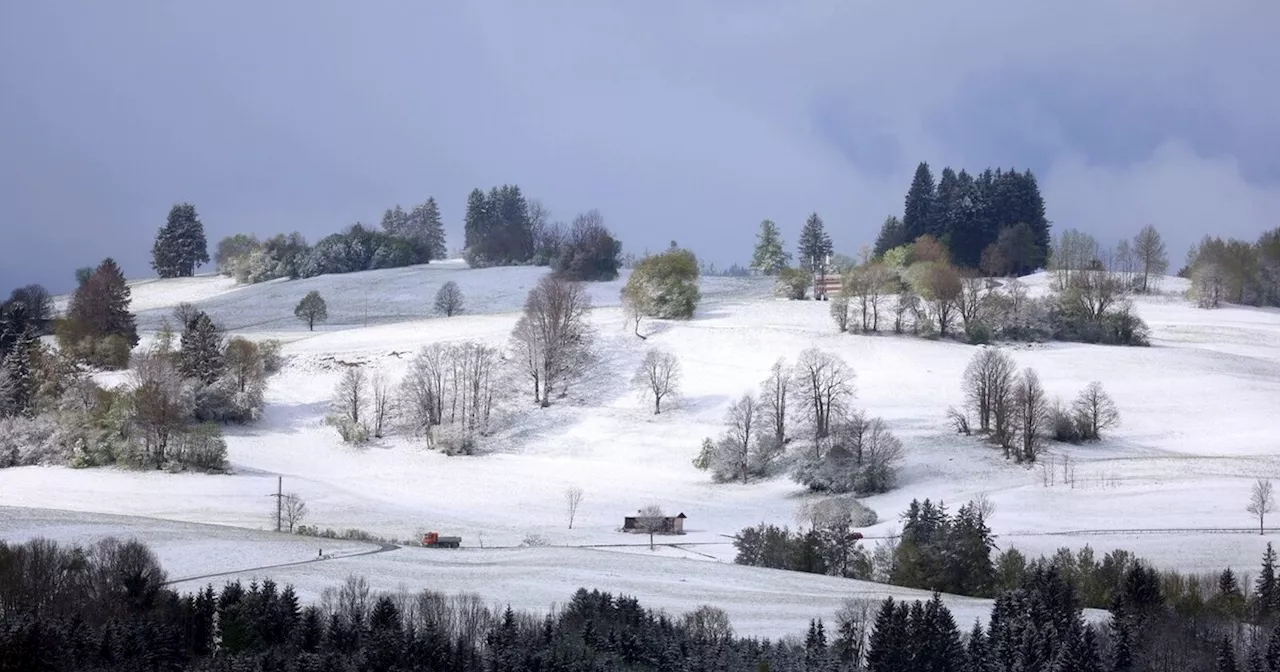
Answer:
[633,349,681,414]
[636,504,666,550]
[1065,270,1126,323]
[970,493,996,523]
[509,276,595,407]
[433,281,465,317]
[1013,368,1049,462]
[714,393,761,483]
[371,371,393,438]
[793,349,855,447]
[955,273,989,333]
[282,493,307,533]
[1072,381,1120,441]
[172,302,199,329]
[565,486,585,529]
[760,358,790,447]
[682,605,734,645]
[621,283,648,339]
[1249,479,1275,535]
[1114,239,1136,290]
[834,598,877,669]
[914,262,963,337]
[963,347,1018,434]
[863,263,895,332]
[334,366,367,426]
[1133,225,1168,293]
[130,352,190,466]
[400,342,503,443]
[1050,229,1101,291]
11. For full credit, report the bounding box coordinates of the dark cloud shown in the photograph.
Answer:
[2,1,1277,293]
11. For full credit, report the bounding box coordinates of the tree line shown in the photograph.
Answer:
[10,532,1280,671]
[1185,228,1280,309]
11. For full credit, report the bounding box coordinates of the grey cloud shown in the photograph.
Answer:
[1,1,1277,292]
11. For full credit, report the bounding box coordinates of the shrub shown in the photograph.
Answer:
[1049,399,1082,443]
[429,423,477,456]
[774,267,810,300]
[258,340,284,373]
[0,415,63,467]
[169,422,228,472]
[326,415,369,445]
[965,322,993,345]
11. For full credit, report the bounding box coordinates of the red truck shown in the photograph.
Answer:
[422,531,461,548]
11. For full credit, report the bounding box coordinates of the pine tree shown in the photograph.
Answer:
[866,598,905,672]
[1109,617,1133,672]
[934,167,960,243]
[0,332,35,417]
[965,622,989,672]
[750,220,790,275]
[903,162,937,243]
[178,312,224,384]
[1220,636,1240,672]
[874,216,909,258]
[798,213,833,274]
[1259,543,1280,622]
[380,205,409,238]
[65,258,139,353]
[421,197,447,260]
[151,203,210,278]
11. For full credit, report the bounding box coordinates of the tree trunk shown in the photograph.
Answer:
[654,396,661,415]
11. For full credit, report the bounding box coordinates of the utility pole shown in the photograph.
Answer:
[268,476,283,532]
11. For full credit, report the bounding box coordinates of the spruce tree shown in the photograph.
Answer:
[903,162,937,243]
[151,203,210,278]
[1258,543,1279,621]
[873,216,908,258]
[179,312,224,384]
[0,332,35,417]
[67,258,139,349]
[380,205,409,237]
[797,213,833,274]
[934,167,960,243]
[421,197,447,261]
[1219,636,1240,672]
[866,598,906,672]
[750,220,790,275]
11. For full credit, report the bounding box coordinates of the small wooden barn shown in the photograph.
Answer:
[623,512,686,534]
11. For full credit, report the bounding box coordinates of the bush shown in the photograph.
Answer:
[429,423,478,456]
[774,267,810,300]
[169,422,228,472]
[965,322,993,345]
[622,248,700,319]
[551,211,622,281]
[0,415,63,468]
[258,340,284,373]
[326,415,369,445]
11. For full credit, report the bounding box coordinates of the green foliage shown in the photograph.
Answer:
[774,267,810,300]
[215,234,261,275]
[873,216,909,258]
[294,291,328,331]
[169,422,228,472]
[623,248,701,319]
[881,244,911,269]
[151,203,210,278]
[692,437,714,470]
[257,339,284,373]
[750,219,790,275]
[890,499,997,597]
[178,312,225,385]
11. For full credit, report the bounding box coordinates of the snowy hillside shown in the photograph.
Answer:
[12,263,1280,637]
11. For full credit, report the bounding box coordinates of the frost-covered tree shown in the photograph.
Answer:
[1072,381,1119,441]
[398,341,501,442]
[0,333,35,417]
[798,213,834,273]
[178,312,224,385]
[282,493,307,533]
[552,210,623,282]
[565,486,584,529]
[793,348,855,444]
[130,352,191,466]
[329,366,368,444]
[509,276,595,406]
[705,393,767,483]
[760,357,790,448]
[294,291,328,331]
[633,349,680,414]
[622,247,700,319]
[151,203,210,278]
[433,281,464,317]
[750,219,790,275]
[61,258,139,367]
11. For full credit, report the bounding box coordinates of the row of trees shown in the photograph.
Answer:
[949,347,1121,463]
[1186,227,1280,309]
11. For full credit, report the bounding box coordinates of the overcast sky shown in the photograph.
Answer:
[2,1,1278,293]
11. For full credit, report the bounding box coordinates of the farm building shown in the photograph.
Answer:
[623,512,686,534]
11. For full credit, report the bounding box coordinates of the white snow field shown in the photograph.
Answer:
[7,263,1280,636]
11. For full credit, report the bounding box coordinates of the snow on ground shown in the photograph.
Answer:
[0,507,372,580]
[9,266,1280,629]
[53,273,246,314]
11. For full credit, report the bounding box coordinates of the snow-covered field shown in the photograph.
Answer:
[7,263,1280,637]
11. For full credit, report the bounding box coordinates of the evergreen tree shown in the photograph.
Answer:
[64,257,139,363]
[0,332,35,416]
[463,188,490,254]
[294,291,328,331]
[750,220,790,275]
[903,162,937,243]
[420,197,448,260]
[1258,544,1279,622]
[965,622,990,672]
[178,312,224,385]
[934,167,960,242]
[1220,636,1240,672]
[945,503,997,597]
[798,213,833,274]
[380,205,409,238]
[873,216,909,258]
[866,598,907,672]
[1110,617,1134,672]
[151,203,210,278]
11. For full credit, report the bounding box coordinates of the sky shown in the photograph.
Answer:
[2,1,1278,293]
